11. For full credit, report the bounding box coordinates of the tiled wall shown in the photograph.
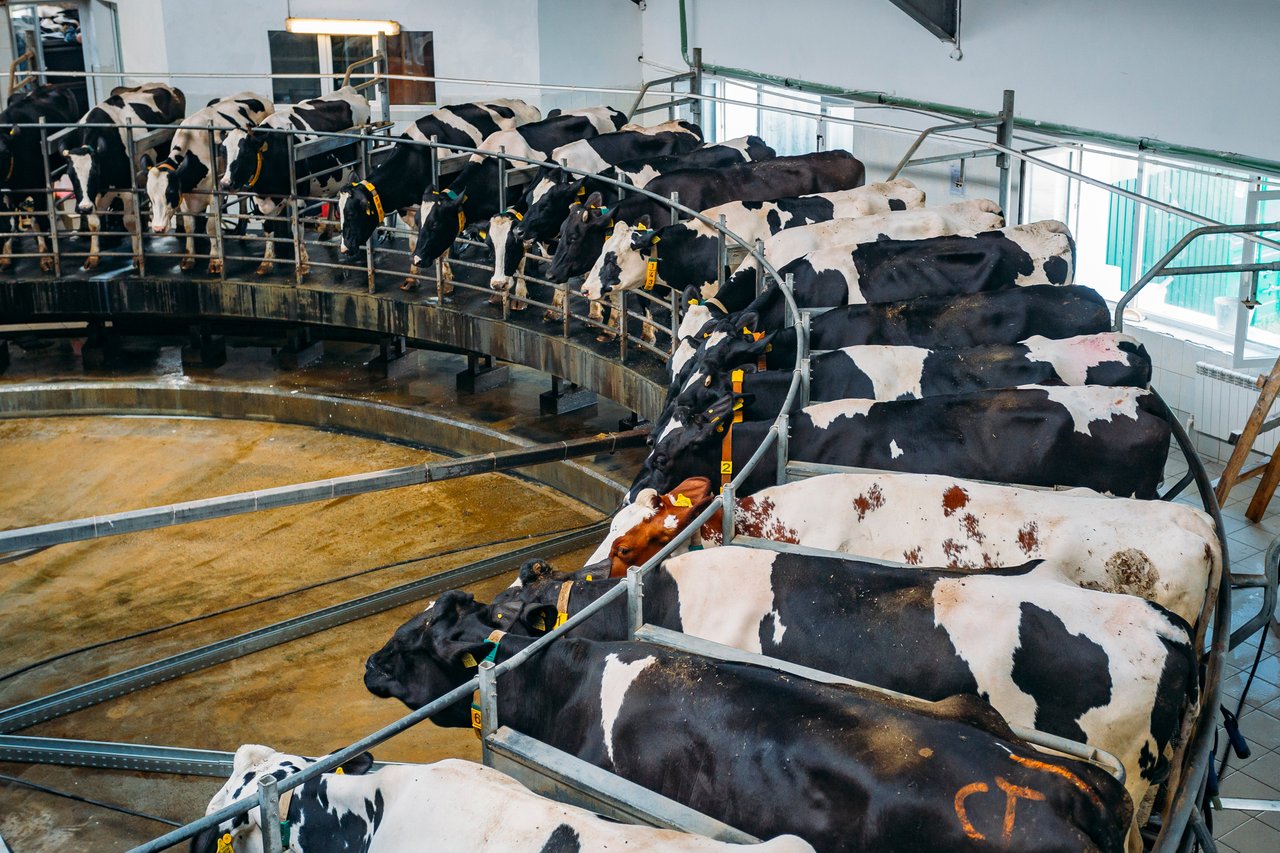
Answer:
[1125,323,1278,465]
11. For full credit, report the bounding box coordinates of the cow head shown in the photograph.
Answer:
[64,137,107,214]
[630,392,746,498]
[412,186,466,267]
[580,216,655,300]
[582,477,716,576]
[486,209,525,292]
[545,192,610,283]
[189,744,374,853]
[144,155,186,233]
[337,181,381,255]
[221,127,266,191]
[364,590,499,722]
[518,172,585,242]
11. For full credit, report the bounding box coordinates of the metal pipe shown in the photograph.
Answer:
[887,116,1003,181]
[901,147,999,170]
[207,126,226,284]
[123,130,145,274]
[0,431,649,554]
[720,483,735,544]
[497,146,507,212]
[689,47,704,128]
[478,660,498,763]
[36,118,60,278]
[258,776,283,853]
[775,413,790,486]
[997,90,1015,217]
[626,566,644,640]
[286,132,303,286]
[716,214,727,293]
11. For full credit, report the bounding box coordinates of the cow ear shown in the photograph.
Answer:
[584,191,604,210]
[665,477,715,514]
[681,285,701,307]
[336,751,374,776]
[518,559,556,585]
[139,153,154,171]
[232,744,276,776]
[636,214,651,231]
[736,310,760,332]
[518,603,558,636]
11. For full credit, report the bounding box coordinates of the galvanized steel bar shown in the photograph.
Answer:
[478,660,498,766]
[259,775,284,853]
[207,126,226,284]
[123,130,145,274]
[37,118,60,278]
[626,566,644,639]
[0,736,236,777]
[886,115,1003,181]
[286,132,303,286]
[997,90,1015,218]
[0,430,647,553]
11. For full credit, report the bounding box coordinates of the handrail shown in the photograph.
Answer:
[7,48,35,99]
[341,52,385,92]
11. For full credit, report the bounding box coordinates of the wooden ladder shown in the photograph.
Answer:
[1215,358,1280,520]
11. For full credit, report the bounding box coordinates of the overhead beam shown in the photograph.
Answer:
[887,0,960,42]
[0,429,648,554]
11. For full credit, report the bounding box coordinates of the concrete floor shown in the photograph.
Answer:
[0,341,630,850]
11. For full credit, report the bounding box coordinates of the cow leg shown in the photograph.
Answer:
[82,211,101,270]
[297,236,311,278]
[0,232,12,272]
[595,295,621,343]
[546,284,565,322]
[256,216,277,276]
[36,212,53,273]
[179,210,195,272]
[123,194,142,270]
[401,208,420,291]
[642,307,658,346]
[510,254,529,311]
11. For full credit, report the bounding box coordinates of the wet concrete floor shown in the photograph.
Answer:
[0,339,637,850]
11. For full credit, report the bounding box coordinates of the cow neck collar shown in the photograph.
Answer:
[719,368,747,487]
[358,179,385,222]
[246,143,266,189]
[431,187,466,232]
[469,629,507,738]
[555,580,573,629]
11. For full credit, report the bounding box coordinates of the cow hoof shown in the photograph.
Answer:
[297,264,310,277]
[442,283,455,296]
[180,258,195,272]
[487,294,503,305]
[542,310,561,323]
[255,262,273,276]
[596,332,618,343]
[0,260,12,273]
[399,280,419,292]
[510,301,526,312]
[82,257,100,271]
[208,261,223,275]
[39,257,54,273]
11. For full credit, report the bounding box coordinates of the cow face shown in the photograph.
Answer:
[545,192,610,283]
[519,173,584,242]
[221,128,266,191]
[638,393,745,496]
[412,187,465,267]
[145,158,183,233]
[580,217,654,300]
[582,477,715,576]
[364,590,498,723]
[487,211,524,292]
[64,141,104,214]
[338,183,380,254]
[190,744,374,853]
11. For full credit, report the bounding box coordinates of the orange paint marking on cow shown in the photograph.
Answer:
[995,775,1046,841]
[953,781,990,841]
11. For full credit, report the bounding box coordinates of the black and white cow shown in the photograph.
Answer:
[193,746,812,853]
[671,334,1152,425]
[637,385,1171,498]
[490,549,1196,830]
[220,86,369,276]
[583,471,1218,624]
[579,178,928,302]
[544,150,867,284]
[670,284,1115,390]
[366,592,1130,853]
[486,119,702,303]
[62,83,186,270]
[407,107,627,291]
[143,91,273,273]
[335,99,540,286]
[0,84,81,271]
[515,134,776,246]
[702,219,1076,325]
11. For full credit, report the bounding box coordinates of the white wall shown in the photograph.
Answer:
[643,0,1279,163]
[537,0,641,115]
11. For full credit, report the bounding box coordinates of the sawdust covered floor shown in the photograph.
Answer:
[0,415,604,850]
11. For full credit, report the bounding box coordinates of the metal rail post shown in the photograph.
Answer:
[430,136,444,302]
[775,416,790,486]
[669,191,680,226]
[721,483,735,544]
[716,214,727,292]
[258,775,283,853]
[997,89,1015,220]
[626,566,644,639]
[205,126,226,284]
[689,47,703,129]
[497,146,507,212]
[286,132,303,286]
[754,238,766,297]
[478,660,498,765]
[374,31,391,125]
[668,286,679,349]
[124,129,145,274]
[36,118,60,278]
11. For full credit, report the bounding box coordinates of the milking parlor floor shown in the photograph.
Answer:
[0,340,642,850]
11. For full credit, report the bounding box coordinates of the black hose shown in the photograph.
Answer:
[0,521,596,684]
[0,772,181,826]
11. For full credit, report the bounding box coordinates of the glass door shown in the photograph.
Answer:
[7,2,90,113]
[1233,189,1280,367]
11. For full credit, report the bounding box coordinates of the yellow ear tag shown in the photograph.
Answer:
[554,611,569,628]
[532,614,545,631]
[584,574,593,582]
[461,652,478,668]
[335,767,344,775]
[479,231,487,239]
[720,461,733,474]
[457,211,466,231]
[688,298,700,306]
[733,399,744,411]
[742,326,752,335]
[217,834,234,853]
[672,493,693,507]
[644,260,659,290]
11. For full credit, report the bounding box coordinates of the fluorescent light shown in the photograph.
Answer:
[285,17,401,36]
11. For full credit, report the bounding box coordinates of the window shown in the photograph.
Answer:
[267,30,435,107]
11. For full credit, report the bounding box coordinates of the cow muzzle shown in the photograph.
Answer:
[490,275,511,292]
[76,202,94,214]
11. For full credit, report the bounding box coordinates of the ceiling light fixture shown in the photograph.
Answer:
[285,18,401,36]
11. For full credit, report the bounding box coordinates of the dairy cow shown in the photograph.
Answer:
[62,83,186,270]
[515,134,776,246]
[192,746,813,853]
[487,120,701,301]
[700,219,1077,327]
[366,592,1130,853]
[636,385,1171,499]
[336,98,540,286]
[143,92,273,273]
[408,107,627,289]
[579,179,928,302]
[220,86,369,276]
[490,550,1196,832]
[584,472,1217,623]
[0,84,81,270]
[544,150,867,283]
[670,334,1152,427]
[670,284,1115,392]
